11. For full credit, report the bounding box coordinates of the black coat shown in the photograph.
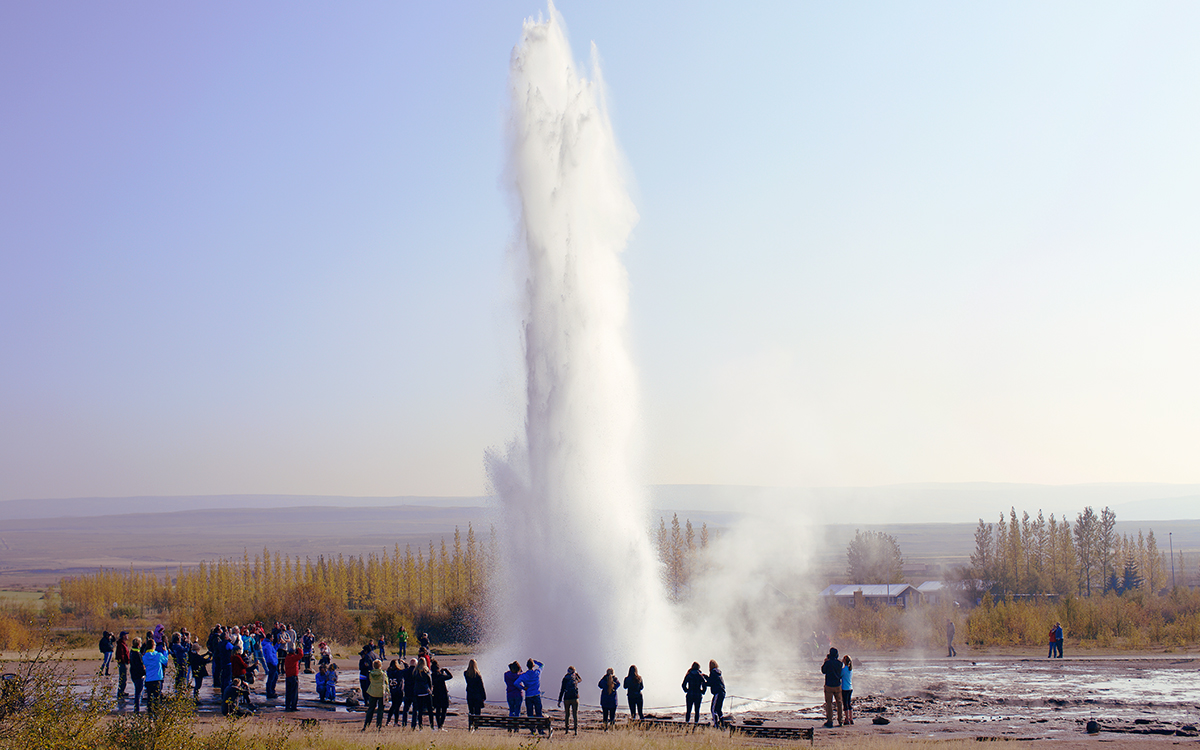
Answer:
[404,666,418,700]
[387,666,404,696]
[681,667,707,695]
[623,674,643,695]
[464,671,486,703]
[822,657,842,687]
[559,673,579,702]
[432,668,452,708]
[411,668,433,698]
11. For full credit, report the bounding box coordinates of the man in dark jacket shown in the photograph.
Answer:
[821,648,844,727]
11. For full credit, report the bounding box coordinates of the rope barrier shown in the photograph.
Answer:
[728,694,815,706]
[441,692,810,712]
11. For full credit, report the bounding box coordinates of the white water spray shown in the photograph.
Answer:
[486,2,682,699]
[485,4,824,713]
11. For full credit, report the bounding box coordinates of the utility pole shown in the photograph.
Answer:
[1169,532,1176,590]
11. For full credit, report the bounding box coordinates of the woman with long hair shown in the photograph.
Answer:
[464,659,487,717]
[681,661,708,724]
[840,655,854,725]
[707,659,726,727]
[409,659,435,729]
[623,665,644,720]
[598,668,620,728]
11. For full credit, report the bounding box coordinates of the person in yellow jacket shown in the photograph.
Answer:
[362,659,386,731]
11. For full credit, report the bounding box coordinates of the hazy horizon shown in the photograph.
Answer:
[3,481,1198,525]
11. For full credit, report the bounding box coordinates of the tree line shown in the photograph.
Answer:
[52,515,712,641]
[58,525,496,641]
[968,506,1176,598]
[656,513,711,599]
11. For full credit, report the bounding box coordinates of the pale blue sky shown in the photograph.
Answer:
[2,2,1198,501]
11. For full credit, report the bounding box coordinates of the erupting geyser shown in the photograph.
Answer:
[486,2,680,690]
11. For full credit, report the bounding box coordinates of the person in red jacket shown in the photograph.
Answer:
[231,646,251,683]
[283,645,304,711]
[115,631,131,699]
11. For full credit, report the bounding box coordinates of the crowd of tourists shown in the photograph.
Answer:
[99,622,326,717]
[97,627,728,732]
[356,649,727,734]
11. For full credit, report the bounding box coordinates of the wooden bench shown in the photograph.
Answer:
[631,718,710,732]
[732,725,815,744]
[467,714,554,736]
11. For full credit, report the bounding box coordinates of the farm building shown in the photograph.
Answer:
[819,583,918,608]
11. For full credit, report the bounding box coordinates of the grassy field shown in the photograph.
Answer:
[0,590,48,608]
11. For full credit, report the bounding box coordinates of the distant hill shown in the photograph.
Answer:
[6,482,1197,525]
[0,494,488,521]
[649,483,1200,524]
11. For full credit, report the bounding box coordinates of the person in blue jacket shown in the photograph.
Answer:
[840,655,854,725]
[514,658,545,733]
[142,641,170,717]
[262,635,279,700]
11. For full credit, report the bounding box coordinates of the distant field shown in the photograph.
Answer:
[0,504,491,587]
[0,589,49,607]
[2,503,1197,588]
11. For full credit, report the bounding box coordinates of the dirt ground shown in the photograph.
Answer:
[18,646,1195,745]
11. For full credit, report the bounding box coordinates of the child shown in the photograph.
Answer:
[841,655,854,725]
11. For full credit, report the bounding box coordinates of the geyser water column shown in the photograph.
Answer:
[487,3,679,685]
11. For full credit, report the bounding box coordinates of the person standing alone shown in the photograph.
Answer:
[99,631,114,676]
[946,619,956,657]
